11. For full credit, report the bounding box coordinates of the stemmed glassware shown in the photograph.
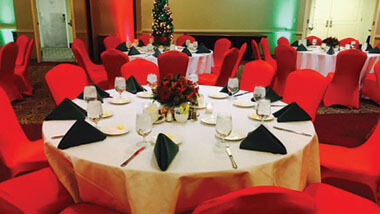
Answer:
[351,41,356,49]
[83,86,97,102]
[114,77,126,99]
[253,86,266,102]
[256,98,271,123]
[227,77,239,97]
[136,112,152,147]
[87,100,103,128]
[147,74,158,91]
[215,113,232,147]
[312,39,317,46]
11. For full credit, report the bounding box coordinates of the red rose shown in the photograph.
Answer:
[159,86,171,101]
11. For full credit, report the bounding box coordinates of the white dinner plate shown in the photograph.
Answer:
[248,112,275,121]
[208,92,229,99]
[109,97,131,105]
[200,115,217,125]
[233,100,255,108]
[136,91,153,98]
[216,129,245,141]
[100,124,130,136]
[102,110,113,118]
[150,134,182,145]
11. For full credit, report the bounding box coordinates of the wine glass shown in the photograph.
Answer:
[216,113,232,148]
[147,73,158,90]
[114,77,126,99]
[351,41,356,49]
[253,86,266,102]
[312,39,317,46]
[193,41,198,50]
[227,78,239,97]
[256,98,271,123]
[136,112,152,147]
[83,86,97,102]
[362,43,368,52]
[87,100,103,128]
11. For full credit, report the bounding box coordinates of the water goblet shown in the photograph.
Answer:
[312,39,317,46]
[114,77,126,99]
[256,98,271,123]
[83,85,97,102]
[253,86,266,102]
[227,77,239,97]
[87,100,103,128]
[136,112,152,147]
[193,41,198,50]
[215,113,232,148]
[351,41,356,49]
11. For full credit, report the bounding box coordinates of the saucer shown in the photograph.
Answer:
[216,129,245,141]
[248,113,275,121]
[109,97,131,105]
[233,100,255,108]
[200,115,217,125]
[100,124,129,136]
[136,91,153,98]
[208,92,229,99]
[102,110,113,118]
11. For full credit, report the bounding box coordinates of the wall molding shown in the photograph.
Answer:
[140,29,302,36]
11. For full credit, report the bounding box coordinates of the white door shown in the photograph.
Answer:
[328,0,361,39]
[310,0,332,38]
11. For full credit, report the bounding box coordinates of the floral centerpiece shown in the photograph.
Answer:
[322,37,339,47]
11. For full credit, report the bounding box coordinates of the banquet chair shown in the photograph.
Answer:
[277,37,290,46]
[158,50,189,77]
[340,37,360,49]
[176,34,196,46]
[45,64,89,105]
[251,39,261,60]
[361,60,380,105]
[137,34,153,46]
[305,36,322,46]
[260,37,277,71]
[15,38,34,96]
[213,38,232,68]
[239,60,275,92]
[198,48,239,86]
[103,34,122,50]
[121,58,159,85]
[15,35,29,66]
[230,43,247,77]
[101,49,130,89]
[272,44,297,96]
[282,69,327,121]
[72,38,107,89]
[0,42,23,102]
[0,87,48,179]
[323,49,367,109]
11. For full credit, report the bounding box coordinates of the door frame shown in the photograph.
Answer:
[30,0,77,63]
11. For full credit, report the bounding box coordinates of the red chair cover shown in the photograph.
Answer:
[192,186,317,214]
[231,43,247,77]
[45,64,89,105]
[72,38,107,89]
[103,35,122,50]
[121,58,159,85]
[277,37,290,46]
[0,42,23,102]
[282,69,327,121]
[339,37,360,48]
[305,36,322,46]
[199,48,239,86]
[101,49,130,89]
[240,60,275,92]
[60,203,122,214]
[15,38,34,96]
[361,61,380,105]
[272,44,297,96]
[137,34,153,46]
[251,40,261,60]
[323,49,367,108]
[158,50,189,77]
[176,35,196,46]
[260,37,277,71]
[213,38,231,68]
[0,167,73,213]
[15,35,28,66]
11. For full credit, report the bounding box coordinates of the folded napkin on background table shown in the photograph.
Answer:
[154,133,179,171]
[138,40,145,47]
[326,46,335,55]
[358,44,373,51]
[369,47,380,54]
[274,102,311,122]
[126,76,145,94]
[128,46,141,56]
[196,44,211,54]
[291,41,299,47]
[220,84,233,95]
[77,84,111,102]
[240,125,287,154]
[296,44,307,51]
[153,48,161,57]
[182,47,192,57]
[116,43,128,52]
[250,86,282,103]
[57,119,106,149]
[45,98,86,121]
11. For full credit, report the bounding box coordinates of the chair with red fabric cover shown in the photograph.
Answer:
[323,49,367,109]
[158,50,189,78]
[213,38,232,68]
[361,60,380,105]
[15,35,28,66]
[239,60,275,92]
[137,34,153,46]
[251,40,261,60]
[260,37,277,71]
[339,37,360,48]
[121,58,159,85]
[100,49,130,89]
[45,64,89,105]
[192,186,317,214]
[14,38,34,96]
[103,34,122,50]
[282,69,327,121]
[59,203,123,214]
[198,48,239,86]
[0,42,23,102]
[277,37,290,46]
[176,35,196,46]
[305,36,322,46]
[72,38,107,89]
[272,44,297,96]
[230,43,247,78]
[0,87,48,179]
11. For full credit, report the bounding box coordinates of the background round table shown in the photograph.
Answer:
[43,85,321,214]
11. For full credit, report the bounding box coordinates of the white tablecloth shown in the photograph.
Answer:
[43,86,321,214]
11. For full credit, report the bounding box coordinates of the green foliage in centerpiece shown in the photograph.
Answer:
[152,0,174,46]
[322,37,339,47]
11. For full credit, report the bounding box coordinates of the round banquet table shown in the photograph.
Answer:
[43,85,321,214]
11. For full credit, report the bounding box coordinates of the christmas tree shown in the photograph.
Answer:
[152,0,174,46]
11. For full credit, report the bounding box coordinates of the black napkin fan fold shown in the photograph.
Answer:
[273,102,311,122]
[196,44,211,53]
[154,133,179,171]
[128,46,141,56]
[45,98,86,121]
[116,43,128,52]
[126,76,145,94]
[296,44,307,51]
[182,47,192,57]
[326,46,335,55]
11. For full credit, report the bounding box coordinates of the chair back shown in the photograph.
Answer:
[101,49,130,89]
[339,37,359,48]
[176,35,196,46]
[231,43,247,77]
[283,69,327,121]
[45,64,89,105]
[240,60,275,91]
[273,44,297,96]
[305,36,322,46]
[213,38,231,67]
[137,34,153,46]
[104,35,122,50]
[72,38,88,68]
[260,37,277,71]
[121,58,159,85]
[15,35,29,66]
[277,37,290,46]
[0,42,22,102]
[251,40,261,60]
[214,48,239,86]
[158,50,189,78]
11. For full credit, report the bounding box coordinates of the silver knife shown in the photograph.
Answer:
[273,126,312,137]
[225,146,238,169]
[233,91,250,97]
[120,146,145,167]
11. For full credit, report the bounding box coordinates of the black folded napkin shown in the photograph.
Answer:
[153,48,161,58]
[138,40,145,47]
[116,43,128,52]
[182,47,192,57]
[220,84,232,95]
[366,44,373,51]
[126,76,145,94]
[307,40,311,46]
[128,46,141,56]
[326,46,335,55]
[291,41,299,47]
[77,84,111,103]
[369,47,380,54]
[57,120,106,149]
[273,102,311,122]
[196,44,211,53]
[250,86,282,103]
[296,44,307,51]
[182,43,187,48]
[45,98,86,121]
[240,125,287,154]
[154,133,179,171]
